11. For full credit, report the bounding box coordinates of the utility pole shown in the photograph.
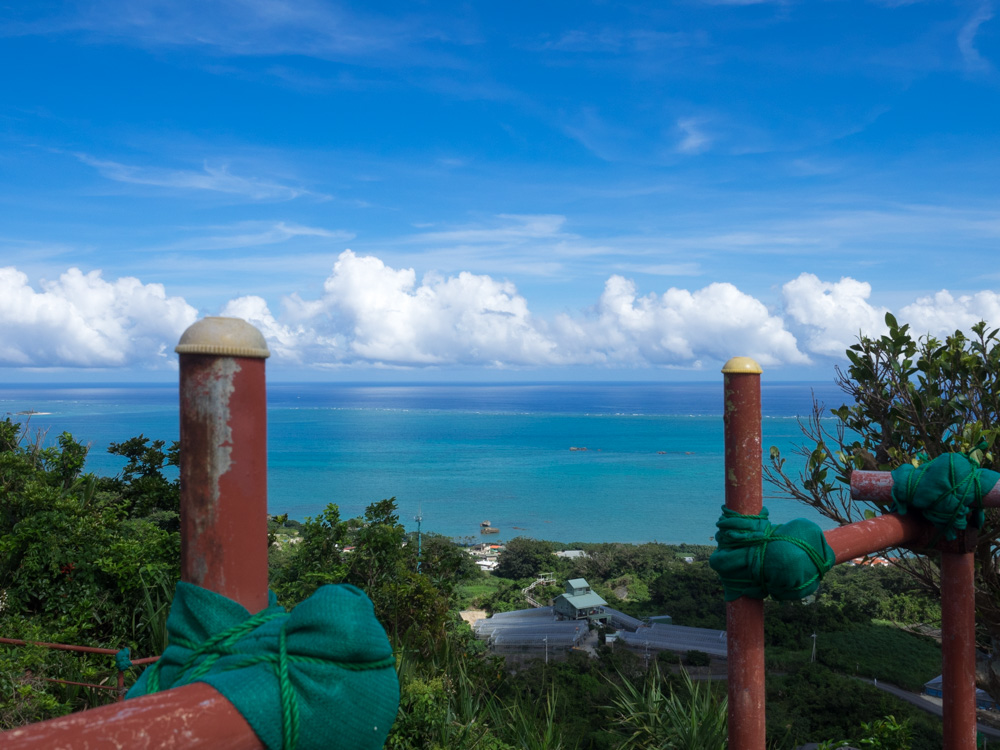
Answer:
[810,632,817,663]
[414,505,423,573]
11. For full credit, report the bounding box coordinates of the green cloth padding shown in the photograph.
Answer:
[127,582,399,750]
[891,453,999,541]
[710,507,835,602]
[115,647,131,671]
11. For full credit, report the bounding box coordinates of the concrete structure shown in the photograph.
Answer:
[553,578,608,623]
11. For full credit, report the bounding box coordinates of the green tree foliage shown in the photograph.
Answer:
[649,562,726,629]
[766,314,1000,696]
[98,436,180,528]
[0,419,181,726]
[495,537,554,580]
[270,497,474,650]
[767,664,941,750]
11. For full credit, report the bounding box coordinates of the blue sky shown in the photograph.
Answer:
[2,0,999,381]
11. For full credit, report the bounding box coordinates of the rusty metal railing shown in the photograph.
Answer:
[722,356,982,750]
[0,637,159,702]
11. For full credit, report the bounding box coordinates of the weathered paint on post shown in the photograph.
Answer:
[176,317,270,614]
[1,682,266,749]
[941,549,978,750]
[721,356,765,750]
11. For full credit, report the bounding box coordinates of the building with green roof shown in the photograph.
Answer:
[553,578,608,624]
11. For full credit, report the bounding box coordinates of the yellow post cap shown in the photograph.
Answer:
[175,317,271,358]
[721,356,762,374]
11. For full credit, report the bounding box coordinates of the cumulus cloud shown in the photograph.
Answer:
[782,273,889,356]
[0,267,197,367]
[555,275,807,367]
[11,255,1000,373]
[900,290,1000,337]
[219,252,809,369]
[286,250,558,366]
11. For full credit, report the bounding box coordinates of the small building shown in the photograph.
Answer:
[924,675,999,710]
[554,578,608,624]
[552,550,587,559]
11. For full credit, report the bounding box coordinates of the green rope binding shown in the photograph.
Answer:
[114,647,132,672]
[710,507,835,601]
[129,582,399,750]
[891,452,999,542]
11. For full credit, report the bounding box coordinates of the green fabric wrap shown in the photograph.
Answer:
[710,506,835,602]
[115,647,132,671]
[127,582,399,750]
[891,453,999,541]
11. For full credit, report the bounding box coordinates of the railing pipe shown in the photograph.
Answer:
[1,682,264,749]
[823,513,925,565]
[1,318,270,749]
[0,638,122,656]
[721,356,765,750]
[852,469,1000,508]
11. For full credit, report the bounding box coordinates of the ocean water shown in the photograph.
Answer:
[0,381,848,544]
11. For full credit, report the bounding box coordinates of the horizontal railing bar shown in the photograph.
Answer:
[823,512,924,565]
[43,678,118,691]
[0,638,121,656]
[1,682,265,749]
[852,469,1000,507]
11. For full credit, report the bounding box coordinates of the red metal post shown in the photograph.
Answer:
[722,356,765,750]
[941,547,978,750]
[177,317,271,614]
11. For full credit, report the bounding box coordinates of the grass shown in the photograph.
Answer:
[454,576,504,609]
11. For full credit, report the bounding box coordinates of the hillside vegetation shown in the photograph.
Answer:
[0,418,948,748]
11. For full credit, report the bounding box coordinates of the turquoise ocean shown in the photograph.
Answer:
[0,382,846,545]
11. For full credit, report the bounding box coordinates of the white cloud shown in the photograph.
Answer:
[958,1,994,72]
[554,275,808,367]
[305,250,557,366]
[676,118,711,154]
[900,290,1000,337]
[76,154,315,201]
[412,215,570,244]
[0,267,197,367]
[215,252,808,369]
[782,273,889,356]
[157,222,352,252]
[12,257,1000,373]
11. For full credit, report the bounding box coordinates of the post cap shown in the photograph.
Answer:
[721,356,762,374]
[175,317,271,358]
